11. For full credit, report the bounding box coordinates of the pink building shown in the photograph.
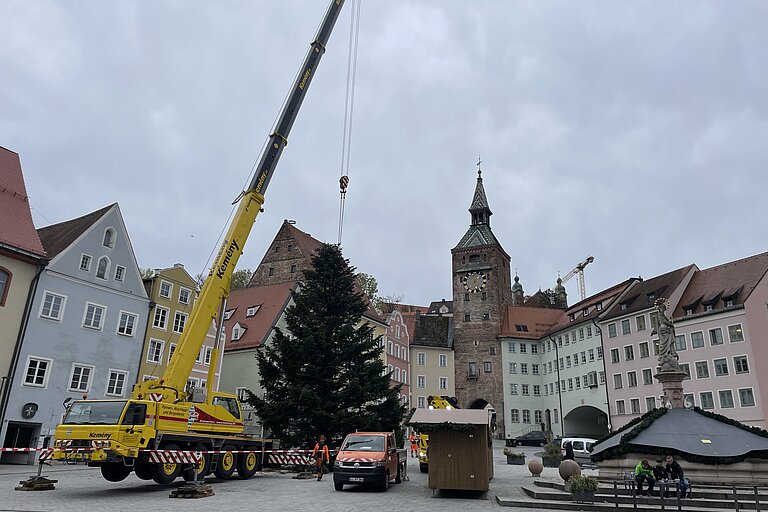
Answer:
[670,252,768,428]
[383,309,410,407]
[600,265,697,430]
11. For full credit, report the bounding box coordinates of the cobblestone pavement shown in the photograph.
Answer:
[0,442,594,512]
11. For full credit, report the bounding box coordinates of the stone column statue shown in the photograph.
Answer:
[653,298,681,372]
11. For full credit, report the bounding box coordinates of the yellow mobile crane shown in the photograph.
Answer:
[51,0,346,485]
[417,395,459,473]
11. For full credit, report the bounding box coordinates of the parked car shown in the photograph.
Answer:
[511,430,548,447]
[557,436,598,465]
[332,432,406,492]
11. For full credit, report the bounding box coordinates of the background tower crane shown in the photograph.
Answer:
[561,255,595,302]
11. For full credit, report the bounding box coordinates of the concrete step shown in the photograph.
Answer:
[496,495,747,512]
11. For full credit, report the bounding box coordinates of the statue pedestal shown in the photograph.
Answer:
[654,370,688,408]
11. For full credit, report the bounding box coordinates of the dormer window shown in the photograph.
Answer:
[223,309,235,321]
[705,304,713,312]
[685,308,694,316]
[620,303,628,311]
[596,302,602,311]
[246,305,261,317]
[725,299,734,307]
[569,314,575,322]
[103,228,115,248]
[232,324,242,341]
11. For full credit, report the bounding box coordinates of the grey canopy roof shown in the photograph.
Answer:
[592,408,768,461]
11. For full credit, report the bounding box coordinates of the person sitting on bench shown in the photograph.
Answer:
[634,459,655,496]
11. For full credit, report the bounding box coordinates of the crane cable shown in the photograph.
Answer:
[337,0,362,245]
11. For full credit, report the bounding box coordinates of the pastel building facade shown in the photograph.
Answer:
[1,204,149,462]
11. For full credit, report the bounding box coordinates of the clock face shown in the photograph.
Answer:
[463,272,486,292]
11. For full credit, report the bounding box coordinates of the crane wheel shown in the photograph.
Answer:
[214,445,237,479]
[152,443,182,484]
[134,459,154,480]
[236,451,259,479]
[183,451,211,482]
[100,462,131,482]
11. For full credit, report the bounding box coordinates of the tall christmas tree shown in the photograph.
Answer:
[249,244,405,447]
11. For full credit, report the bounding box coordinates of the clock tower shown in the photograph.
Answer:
[451,169,512,436]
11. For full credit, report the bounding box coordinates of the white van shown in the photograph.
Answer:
[560,437,598,464]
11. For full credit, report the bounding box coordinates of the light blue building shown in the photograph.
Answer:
[0,204,148,463]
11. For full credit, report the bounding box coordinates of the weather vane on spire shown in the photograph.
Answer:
[476,155,482,176]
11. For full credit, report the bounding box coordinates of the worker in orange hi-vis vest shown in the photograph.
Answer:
[409,433,418,458]
[312,434,330,481]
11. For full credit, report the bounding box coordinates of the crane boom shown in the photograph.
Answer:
[135,0,346,398]
[561,255,594,302]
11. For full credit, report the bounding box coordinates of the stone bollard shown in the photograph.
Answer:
[528,458,543,477]
[558,459,581,489]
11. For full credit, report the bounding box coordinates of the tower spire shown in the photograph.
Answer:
[469,161,492,226]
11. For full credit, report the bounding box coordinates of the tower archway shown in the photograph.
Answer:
[563,406,609,438]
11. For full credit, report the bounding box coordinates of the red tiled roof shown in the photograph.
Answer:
[37,204,115,258]
[601,264,696,320]
[283,221,323,260]
[672,251,768,318]
[223,281,296,351]
[546,278,637,334]
[500,306,562,339]
[0,147,45,257]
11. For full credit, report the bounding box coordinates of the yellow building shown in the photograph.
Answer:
[139,264,222,390]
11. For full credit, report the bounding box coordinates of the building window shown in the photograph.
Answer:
[40,291,66,320]
[439,354,447,367]
[521,363,529,374]
[588,349,595,362]
[636,315,646,331]
[417,396,426,408]
[159,280,172,299]
[79,254,92,272]
[631,398,641,414]
[481,291,487,300]
[468,362,477,378]
[388,341,393,355]
[147,339,164,363]
[0,267,9,307]
[639,342,650,358]
[627,371,638,387]
[520,343,527,354]
[290,264,297,274]
[616,400,626,415]
[395,368,401,381]
[610,348,620,364]
[728,324,744,343]
[223,309,235,320]
[714,358,729,376]
[613,374,623,389]
[719,390,735,408]
[205,347,213,365]
[482,312,490,320]
[510,383,518,395]
[417,375,426,388]
[83,303,106,330]
[24,356,52,387]
[608,323,617,338]
[532,364,539,375]
[402,370,407,383]
[642,368,653,385]
[597,346,603,359]
[522,409,531,423]
[268,267,275,276]
[117,311,138,336]
[153,305,169,329]
[463,313,470,322]
[734,356,749,374]
[439,377,447,390]
[566,380,572,391]
[739,388,756,407]
[68,364,93,392]
[621,319,631,335]
[700,392,715,409]
[103,228,115,248]
[510,409,520,422]
[173,312,188,333]
[624,346,634,361]
[483,361,492,373]
[565,357,571,368]
[695,361,710,379]
[179,287,191,305]
[508,342,516,353]
[508,362,517,374]
[554,409,559,424]
[599,371,606,384]
[680,363,691,379]
[106,370,128,397]
[417,352,426,366]
[232,324,242,341]
[114,265,126,282]
[534,385,541,396]
[674,335,687,351]
[96,256,110,279]
[691,331,705,348]
[646,396,656,411]
[168,343,176,363]
[709,328,724,346]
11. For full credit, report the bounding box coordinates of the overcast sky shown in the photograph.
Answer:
[3,1,767,307]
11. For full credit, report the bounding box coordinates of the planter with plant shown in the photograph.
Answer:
[503,448,526,465]
[542,442,562,468]
[568,474,599,503]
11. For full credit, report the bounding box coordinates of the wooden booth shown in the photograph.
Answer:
[409,408,494,493]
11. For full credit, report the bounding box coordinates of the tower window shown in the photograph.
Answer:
[463,314,470,322]
[464,293,470,301]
